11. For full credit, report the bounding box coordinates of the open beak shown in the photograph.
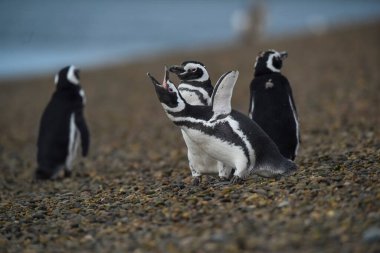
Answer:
[169,65,185,75]
[280,51,288,60]
[162,66,169,89]
[147,72,161,86]
[147,67,170,90]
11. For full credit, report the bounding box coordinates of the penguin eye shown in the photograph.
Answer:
[191,68,197,72]
[168,88,174,93]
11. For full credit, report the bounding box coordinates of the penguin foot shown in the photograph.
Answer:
[64,170,72,178]
[213,181,230,187]
[281,169,296,178]
[213,176,230,187]
[219,176,230,181]
[35,170,53,180]
[230,176,243,185]
[192,176,201,186]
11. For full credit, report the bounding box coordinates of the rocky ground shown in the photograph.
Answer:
[0,22,379,253]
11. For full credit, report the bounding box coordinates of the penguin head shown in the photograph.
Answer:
[254,50,288,76]
[169,61,209,82]
[54,65,80,89]
[147,67,185,112]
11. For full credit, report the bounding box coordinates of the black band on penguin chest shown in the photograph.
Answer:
[184,81,213,97]
[179,87,209,105]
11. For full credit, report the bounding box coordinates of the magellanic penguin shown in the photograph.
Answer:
[249,50,300,160]
[169,61,213,105]
[36,65,90,180]
[147,67,296,184]
[169,61,231,185]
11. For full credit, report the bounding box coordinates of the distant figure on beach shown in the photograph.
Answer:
[249,50,300,160]
[35,65,90,180]
[231,1,266,44]
[147,68,296,184]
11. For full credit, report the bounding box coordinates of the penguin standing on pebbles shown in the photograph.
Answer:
[169,61,232,185]
[147,67,296,184]
[249,50,300,160]
[36,65,90,180]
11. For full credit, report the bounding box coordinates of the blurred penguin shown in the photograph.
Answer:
[36,65,89,180]
[231,1,266,44]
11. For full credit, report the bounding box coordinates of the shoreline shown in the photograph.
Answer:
[0,19,379,84]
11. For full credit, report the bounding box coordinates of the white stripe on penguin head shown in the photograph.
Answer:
[67,65,80,85]
[54,74,59,85]
[183,63,209,82]
[266,53,281,73]
[254,56,259,69]
[162,83,186,113]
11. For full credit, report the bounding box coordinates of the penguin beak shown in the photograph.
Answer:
[147,72,162,87]
[280,51,288,60]
[146,68,169,90]
[169,65,185,75]
[162,66,169,89]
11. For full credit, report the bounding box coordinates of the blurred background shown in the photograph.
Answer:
[1,0,380,80]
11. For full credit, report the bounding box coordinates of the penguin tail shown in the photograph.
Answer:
[252,159,297,178]
[281,159,297,176]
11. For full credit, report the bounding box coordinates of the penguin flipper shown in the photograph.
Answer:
[75,110,90,157]
[211,70,239,116]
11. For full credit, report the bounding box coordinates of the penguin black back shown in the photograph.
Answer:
[249,50,300,160]
[36,65,89,180]
[231,109,295,177]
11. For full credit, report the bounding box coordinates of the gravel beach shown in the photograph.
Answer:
[0,22,379,253]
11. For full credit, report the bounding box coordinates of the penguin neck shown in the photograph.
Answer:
[254,69,282,77]
[54,87,82,104]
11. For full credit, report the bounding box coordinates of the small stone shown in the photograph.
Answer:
[327,210,335,217]
[278,200,289,208]
[81,234,94,243]
[363,227,380,243]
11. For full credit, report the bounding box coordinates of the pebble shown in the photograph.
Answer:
[363,227,380,243]
[278,200,290,208]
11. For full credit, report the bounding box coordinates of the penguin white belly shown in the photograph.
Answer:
[183,127,248,171]
[181,130,219,175]
[65,113,80,170]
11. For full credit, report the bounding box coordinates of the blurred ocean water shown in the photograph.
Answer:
[0,0,379,79]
